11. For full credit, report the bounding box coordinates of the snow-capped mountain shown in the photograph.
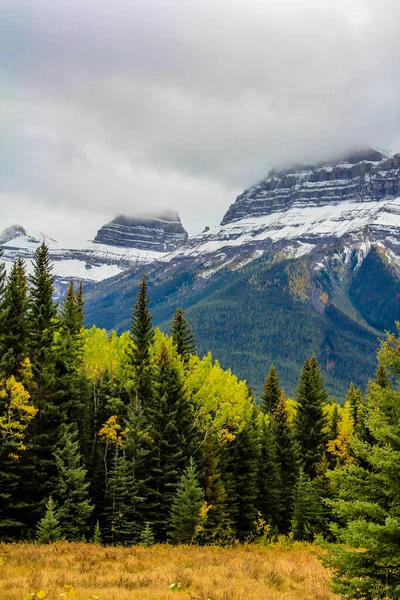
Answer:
[153,149,400,278]
[3,148,400,396]
[0,211,189,296]
[94,211,188,251]
[81,149,400,398]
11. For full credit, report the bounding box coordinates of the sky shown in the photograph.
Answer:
[1,0,400,244]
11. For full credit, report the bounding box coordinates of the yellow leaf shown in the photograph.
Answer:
[37,591,47,599]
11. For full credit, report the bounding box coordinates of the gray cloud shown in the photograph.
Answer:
[1,0,399,242]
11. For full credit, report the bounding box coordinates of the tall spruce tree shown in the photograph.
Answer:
[25,244,64,524]
[256,413,280,531]
[55,281,85,426]
[220,408,260,540]
[168,458,204,544]
[326,402,342,468]
[28,242,58,382]
[260,365,281,414]
[294,356,328,479]
[36,497,61,544]
[374,363,391,389]
[103,446,141,545]
[291,468,323,541]
[201,434,232,544]
[0,258,29,378]
[130,275,154,408]
[271,394,299,534]
[324,329,400,598]
[145,341,196,539]
[0,249,6,355]
[346,382,364,432]
[170,307,196,363]
[53,425,93,540]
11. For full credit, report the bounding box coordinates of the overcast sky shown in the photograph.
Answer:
[1,0,399,244]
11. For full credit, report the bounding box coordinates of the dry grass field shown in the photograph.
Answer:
[0,541,339,600]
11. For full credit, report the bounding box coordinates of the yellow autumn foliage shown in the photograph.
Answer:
[0,375,37,459]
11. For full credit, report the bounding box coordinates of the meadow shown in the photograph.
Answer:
[0,541,338,600]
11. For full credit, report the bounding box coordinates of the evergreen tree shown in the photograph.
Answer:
[24,245,64,525]
[55,281,85,425]
[346,382,364,432]
[91,520,102,544]
[291,469,323,541]
[325,333,400,598]
[146,342,196,539]
[130,275,154,408]
[0,373,36,540]
[28,242,58,382]
[220,408,260,540]
[0,249,6,353]
[294,356,328,479]
[201,434,232,544]
[374,363,391,388]
[270,394,299,534]
[168,459,204,544]
[170,307,196,363]
[0,258,29,378]
[326,402,342,468]
[103,446,141,545]
[36,497,61,544]
[260,365,281,414]
[140,522,155,547]
[53,425,93,540]
[255,413,280,531]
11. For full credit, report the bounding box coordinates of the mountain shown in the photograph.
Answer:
[82,149,400,399]
[0,211,188,298]
[94,211,188,251]
[3,149,399,397]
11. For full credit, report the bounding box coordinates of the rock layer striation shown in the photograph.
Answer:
[222,149,400,225]
[94,211,188,251]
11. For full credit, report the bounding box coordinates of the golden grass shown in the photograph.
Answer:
[0,541,339,600]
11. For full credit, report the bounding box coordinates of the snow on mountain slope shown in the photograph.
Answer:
[0,227,168,291]
[157,150,400,276]
[3,149,400,294]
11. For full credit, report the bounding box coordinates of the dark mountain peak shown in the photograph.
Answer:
[221,149,400,226]
[94,210,188,251]
[268,148,389,178]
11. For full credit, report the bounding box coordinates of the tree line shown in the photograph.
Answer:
[0,243,400,598]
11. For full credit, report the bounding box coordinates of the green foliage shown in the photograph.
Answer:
[129,275,154,408]
[349,245,400,331]
[345,382,364,432]
[324,326,400,598]
[0,258,29,378]
[145,340,197,539]
[36,497,61,544]
[84,251,380,399]
[140,522,155,547]
[170,307,196,363]
[91,520,102,544]
[291,469,323,541]
[294,356,328,479]
[255,412,280,531]
[53,425,93,540]
[260,365,281,415]
[103,446,141,545]
[28,242,58,381]
[270,394,299,534]
[168,458,204,544]
[220,408,260,540]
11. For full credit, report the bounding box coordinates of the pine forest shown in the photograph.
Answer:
[1,243,400,599]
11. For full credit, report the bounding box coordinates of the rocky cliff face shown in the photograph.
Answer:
[221,149,400,225]
[94,211,188,252]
